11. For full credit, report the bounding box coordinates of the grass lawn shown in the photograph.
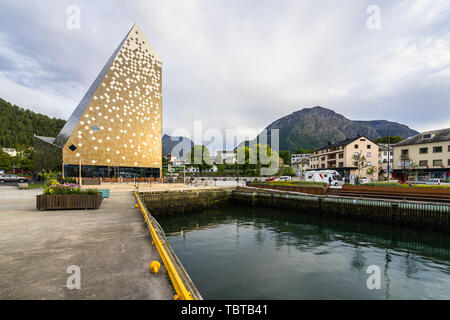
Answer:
[28,183,44,190]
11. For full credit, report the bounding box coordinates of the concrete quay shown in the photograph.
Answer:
[0,186,175,300]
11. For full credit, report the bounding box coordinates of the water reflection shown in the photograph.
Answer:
[159,206,450,299]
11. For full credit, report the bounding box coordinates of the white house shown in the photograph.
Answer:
[293,158,310,179]
[215,151,237,165]
[2,148,17,157]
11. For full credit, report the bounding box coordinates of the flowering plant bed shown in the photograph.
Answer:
[37,180,102,210]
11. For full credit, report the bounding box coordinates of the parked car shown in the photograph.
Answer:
[265,177,277,181]
[278,176,292,181]
[0,175,28,183]
[358,177,371,184]
[425,178,441,185]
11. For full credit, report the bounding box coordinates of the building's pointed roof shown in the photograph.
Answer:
[54,24,161,148]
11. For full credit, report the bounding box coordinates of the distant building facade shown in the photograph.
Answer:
[293,158,310,179]
[215,151,237,165]
[291,153,310,164]
[309,136,379,180]
[34,24,162,178]
[392,128,450,182]
[378,144,394,180]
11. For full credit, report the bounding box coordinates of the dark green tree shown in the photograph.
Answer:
[294,148,316,154]
[279,150,291,165]
[0,149,12,171]
[186,145,213,174]
[373,136,403,144]
[0,98,65,148]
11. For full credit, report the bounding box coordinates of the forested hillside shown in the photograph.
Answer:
[0,98,66,147]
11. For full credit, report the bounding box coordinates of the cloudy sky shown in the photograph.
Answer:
[0,0,449,149]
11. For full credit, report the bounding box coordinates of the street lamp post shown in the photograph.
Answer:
[237,160,239,184]
[387,127,391,181]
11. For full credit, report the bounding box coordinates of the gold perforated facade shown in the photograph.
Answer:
[36,24,163,178]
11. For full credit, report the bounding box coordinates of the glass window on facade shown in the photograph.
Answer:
[433,146,443,153]
[401,149,409,160]
[419,160,428,167]
[433,160,443,167]
[419,147,428,154]
[64,165,160,178]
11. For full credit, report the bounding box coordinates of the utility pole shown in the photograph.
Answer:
[387,127,391,181]
[79,158,82,186]
[237,160,239,184]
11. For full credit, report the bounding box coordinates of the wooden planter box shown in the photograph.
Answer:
[342,185,450,196]
[36,194,102,211]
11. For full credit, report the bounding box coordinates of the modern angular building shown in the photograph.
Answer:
[34,24,162,178]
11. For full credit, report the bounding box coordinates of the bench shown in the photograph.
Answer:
[98,189,110,200]
[18,183,29,190]
[80,189,110,200]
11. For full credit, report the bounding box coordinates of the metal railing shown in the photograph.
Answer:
[134,191,194,300]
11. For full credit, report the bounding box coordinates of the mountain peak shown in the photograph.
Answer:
[245,107,419,152]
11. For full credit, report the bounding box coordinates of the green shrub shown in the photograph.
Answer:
[43,182,100,195]
[41,170,60,186]
[62,178,77,184]
[82,189,100,194]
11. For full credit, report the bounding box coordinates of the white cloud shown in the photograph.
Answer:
[0,74,78,118]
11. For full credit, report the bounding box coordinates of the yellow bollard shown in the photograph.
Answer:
[150,261,161,274]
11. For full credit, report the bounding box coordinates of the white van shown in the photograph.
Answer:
[305,170,341,186]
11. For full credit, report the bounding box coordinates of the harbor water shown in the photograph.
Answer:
[158,207,450,300]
